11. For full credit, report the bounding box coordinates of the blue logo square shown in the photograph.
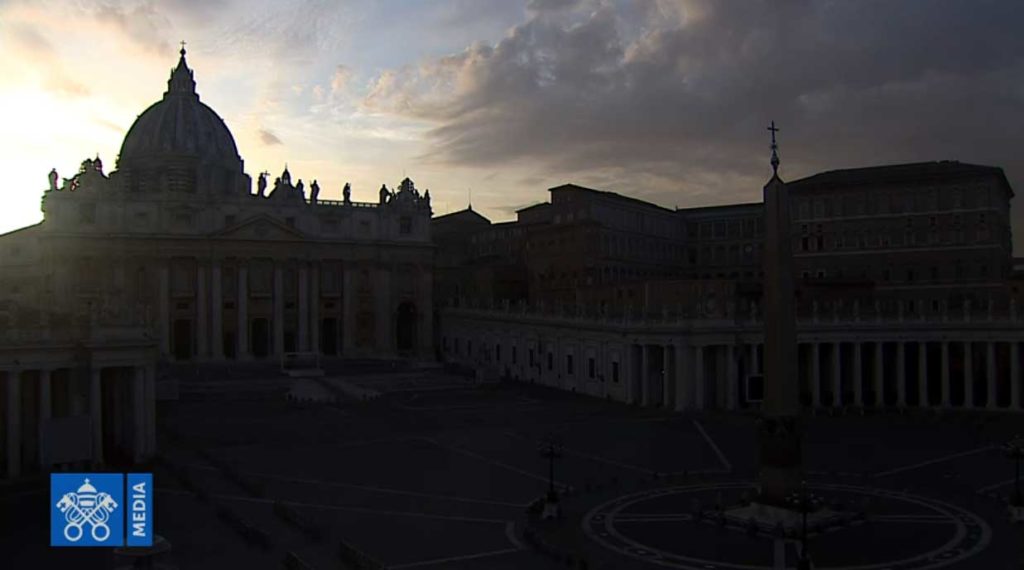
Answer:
[51,473,124,547]
[126,473,153,547]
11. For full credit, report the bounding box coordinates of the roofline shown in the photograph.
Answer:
[675,201,763,214]
[787,161,1014,198]
[547,183,676,213]
[515,202,550,214]
[0,221,44,238]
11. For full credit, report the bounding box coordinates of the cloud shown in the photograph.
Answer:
[258,128,283,145]
[90,2,174,54]
[526,0,584,13]
[330,64,353,94]
[362,0,1024,215]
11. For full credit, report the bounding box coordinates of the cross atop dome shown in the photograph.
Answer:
[166,41,197,98]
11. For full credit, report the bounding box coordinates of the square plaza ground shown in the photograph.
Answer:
[2,367,1023,569]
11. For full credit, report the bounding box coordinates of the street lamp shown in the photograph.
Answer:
[786,480,822,570]
[538,434,564,504]
[1004,435,1024,508]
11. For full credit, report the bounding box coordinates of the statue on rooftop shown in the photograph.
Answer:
[48,168,59,192]
[343,182,351,204]
[310,179,320,204]
[379,184,389,205]
[257,172,268,197]
[93,155,103,174]
[296,179,305,196]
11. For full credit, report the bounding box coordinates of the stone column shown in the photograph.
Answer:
[419,268,434,358]
[6,370,20,478]
[726,343,737,410]
[298,263,309,352]
[853,342,863,407]
[663,344,672,408]
[918,342,928,407]
[38,368,51,469]
[211,260,223,360]
[832,342,842,408]
[1011,341,1020,410]
[964,342,974,409]
[144,364,156,455]
[273,262,284,357]
[343,265,356,357]
[237,263,249,360]
[133,366,145,462]
[694,345,705,410]
[310,263,320,355]
[941,341,951,407]
[375,266,392,357]
[196,263,207,359]
[874,342,884,408]
[986,342,996,410]
[897,341,906,407]
[811,342,821,408]
[90,367,102,466]
[158,264,170,357]
[675,343,689,411]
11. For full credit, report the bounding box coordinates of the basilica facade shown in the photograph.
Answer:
[0,48,434,479]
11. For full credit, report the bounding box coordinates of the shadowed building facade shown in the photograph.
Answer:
[0,49,434,480]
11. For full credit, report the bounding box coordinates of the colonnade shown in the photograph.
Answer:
[1,364,155,479]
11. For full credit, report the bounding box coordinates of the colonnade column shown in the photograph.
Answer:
[694,345,705,410]
[675,343,689,411]
[640,345,649,406]
[375,266,391,356]
[986,342,996,410]
[663,344,672,408]
[853,342,863,407]
[298,263,309,352]
[832,342,842,407]
[811,342,821,408]
[158,263,170,357]
[964,342,974,409]
[273,262,284,357]
[237,263,249,360]
[419,268,434,358]
[342,265,356,357]
[897,342,906,407]
[211,260,223,360]
[918,342,928,407]
[145,364,156,455]
[133,366,145,463]
[6,370,20,478]
[196,264,207,359]
[726,343,737,410]
[1011,341,1020,410]
[90,368,102,466]
[873,342,884,408]
[941,341,950,407]
[39,368,51,469]
[310,263,320,356]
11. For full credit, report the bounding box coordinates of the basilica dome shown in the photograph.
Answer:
[117,48,242,172]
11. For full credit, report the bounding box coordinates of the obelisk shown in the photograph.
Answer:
[758,121,802,505]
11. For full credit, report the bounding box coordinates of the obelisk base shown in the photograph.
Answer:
[756,415,802,507]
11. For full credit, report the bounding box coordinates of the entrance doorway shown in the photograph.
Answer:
[321,318,338,355]
[173,319,192,361]
[396,302,417,353]
[251,318,270,358]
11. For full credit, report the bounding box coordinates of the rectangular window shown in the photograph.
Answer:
[512,346,517,364]
[567,355,574,375]
[400,216,412,234]
[496,344,502,362]
[612,361,620,383]
[588,358,595,379]
[547,352,553,371]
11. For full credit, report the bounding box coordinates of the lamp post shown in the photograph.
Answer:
[1004,435,1024,508]
[538,434,564,503]
[787,480,821,570]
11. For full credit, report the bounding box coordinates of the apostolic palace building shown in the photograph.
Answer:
[1,48,1022,483]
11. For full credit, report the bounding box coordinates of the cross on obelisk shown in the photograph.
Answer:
[758,120,802,506]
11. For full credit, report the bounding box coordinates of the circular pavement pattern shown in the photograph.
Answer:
[582,482,991,569]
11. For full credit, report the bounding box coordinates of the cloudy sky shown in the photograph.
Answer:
[1,0,1023,250]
